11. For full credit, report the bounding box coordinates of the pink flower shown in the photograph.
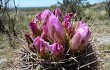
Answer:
[29,20,41,37]
[53,8,62,18]
[50,43,64,57]
[25,33,38,53]
[36,9,51,25]
[36,12,42,21]
[71,21,91,52]
[25,33,33,44]
[75,21,91,43]
[64,13,73,22]
[46,14,65,44]
[64,13,74,37]
[41,25,48,38]
[70,32,81,52]
[33,36,50,54]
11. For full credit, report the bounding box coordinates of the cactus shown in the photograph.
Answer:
[20,8,100,70]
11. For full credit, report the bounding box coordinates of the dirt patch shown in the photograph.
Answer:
[95,34,110,45]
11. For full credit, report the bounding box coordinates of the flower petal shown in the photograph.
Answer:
[71,33,81,52]
[36,12,42,21]
[41,9,51,25]
[33,36,50,54]
[50,43,64,57]
[47,14,65,43]
[41,25,48,38]
[53,8,62,18]
[71,21,91,52]
[29,20,41,37]
[64,13,74,37]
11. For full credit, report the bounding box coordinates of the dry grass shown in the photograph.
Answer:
[88,19,110,70]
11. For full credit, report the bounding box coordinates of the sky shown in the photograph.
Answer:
[10,0,104,7]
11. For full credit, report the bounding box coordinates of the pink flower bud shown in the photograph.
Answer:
[36,12,42,21]
[50,43,64,57]
[41,25,48,38]
[75,22,91,45]
[71,21,91,52]
[36,9,51,25]
[47,14,65,44]
[53,8,62,18]
[70,32,81,52]
[29,20,41,37]
[33,36,50,55]
[64,13,74,37]
[25,33,33,44]
[64,13,73,22]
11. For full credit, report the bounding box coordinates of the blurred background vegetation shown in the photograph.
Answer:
[0,0,110,69]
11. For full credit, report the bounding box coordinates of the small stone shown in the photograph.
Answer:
[0,59,7,64]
